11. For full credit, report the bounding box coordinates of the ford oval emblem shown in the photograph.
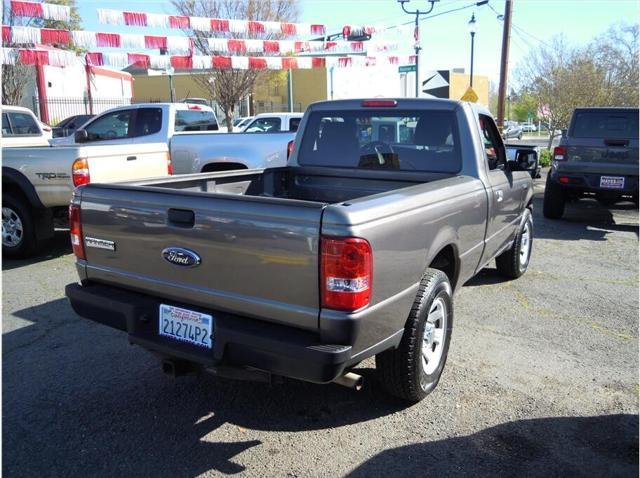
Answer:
[162,247,201,267]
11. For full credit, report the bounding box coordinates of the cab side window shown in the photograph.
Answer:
[84,110,133,141]
[479,114,506,170]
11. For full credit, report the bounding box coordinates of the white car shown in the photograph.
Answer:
[243,112,303,133]
[521,122,537,133]
[49,103,219,146]
[1,105,50,147]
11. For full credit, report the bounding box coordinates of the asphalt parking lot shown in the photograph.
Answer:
[3,173,638,477]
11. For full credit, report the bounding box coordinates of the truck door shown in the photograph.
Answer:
[479,114,522,262]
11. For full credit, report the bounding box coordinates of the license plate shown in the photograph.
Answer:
[159,304,213,349]
[600,176,625,189]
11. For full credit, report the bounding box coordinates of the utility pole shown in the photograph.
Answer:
[496,0,513,132]
[398,0,440,98]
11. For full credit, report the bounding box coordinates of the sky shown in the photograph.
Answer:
[75,0,639,84]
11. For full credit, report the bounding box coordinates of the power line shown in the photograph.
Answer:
[487,2,553,49]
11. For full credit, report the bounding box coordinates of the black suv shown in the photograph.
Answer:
[544,107,639,218]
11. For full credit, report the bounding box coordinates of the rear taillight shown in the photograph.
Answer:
[167,152,173,175]
[321,236,372,312]
[553,146,567,161]
[69,203,85,260]
[287,140,294,160]
[187,104,202,110]
[72,158,90,186]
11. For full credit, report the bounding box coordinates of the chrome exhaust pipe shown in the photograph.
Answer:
[333,372,364,391]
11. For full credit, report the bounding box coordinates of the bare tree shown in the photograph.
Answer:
[516,23,639,149]
[172,0,299,130]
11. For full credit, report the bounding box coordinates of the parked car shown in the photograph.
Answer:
[52,114,94,138]
[243,112,303,133]
[521,122,537,133]
[180,98,210,106]
[65,98,535,402]
[2,142,171,258]
[170,128,297,173]
[1,105,50,147]
[48,103,219,146]
[543,107,639,218]
[502,120,523,140]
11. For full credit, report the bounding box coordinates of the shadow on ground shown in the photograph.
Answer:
[347,414,639,477]
[2,230,71,271]
[3,298,405,477]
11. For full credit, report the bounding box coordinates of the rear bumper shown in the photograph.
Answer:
[65,282,352,383]
[549,169,639,195]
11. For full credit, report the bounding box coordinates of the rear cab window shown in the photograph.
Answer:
[175,109,218,132]
[289,117,301,132]
[570,110,639,139]
[133,108,163,137]
[298,109,461,173]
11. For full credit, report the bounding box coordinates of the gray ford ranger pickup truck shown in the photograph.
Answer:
[65,99,535,402]
[544,107,639,219]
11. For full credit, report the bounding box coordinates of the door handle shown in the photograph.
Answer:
[495,190,504,202]
[126,156,137,161]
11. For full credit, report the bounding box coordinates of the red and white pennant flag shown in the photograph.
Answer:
[10,1,71,22]
[97,8,326,37]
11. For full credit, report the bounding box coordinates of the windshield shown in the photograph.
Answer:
[298,109,461,173]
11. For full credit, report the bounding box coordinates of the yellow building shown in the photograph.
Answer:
[129,69,327,114]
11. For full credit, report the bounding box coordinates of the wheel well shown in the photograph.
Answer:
[2,180,29,206]
[428,245,458,290]
[201,162,248,173]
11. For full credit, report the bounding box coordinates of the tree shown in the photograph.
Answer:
[516,22,639,149]
[171,0,299,131]
[2,0,82,105]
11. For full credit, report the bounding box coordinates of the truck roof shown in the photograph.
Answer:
[307,98,491,116]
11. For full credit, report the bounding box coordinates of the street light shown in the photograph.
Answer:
[397,0,440,98]
[468,13,477,88]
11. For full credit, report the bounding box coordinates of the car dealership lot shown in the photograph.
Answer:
[3,175,638,477]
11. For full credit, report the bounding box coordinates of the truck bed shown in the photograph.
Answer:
[120,166,440,204]
[75,167,448,333]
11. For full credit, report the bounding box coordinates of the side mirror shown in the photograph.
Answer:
[74,129,88,143]
[507,149,537,172]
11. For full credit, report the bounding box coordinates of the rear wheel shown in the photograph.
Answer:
[2,194,37,258]
[496,208,533,279]
[543,176,565,219]
[376,269,453,402]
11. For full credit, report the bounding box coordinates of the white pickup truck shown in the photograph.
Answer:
[49,103,219,146]
[2,105,51,147]
[2,142,170,258]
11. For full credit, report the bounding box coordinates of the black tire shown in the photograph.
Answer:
[376,269,453,402]
[543,176,565,219]
[517,133,523,140]
[2,193,38,259]
[496,208,533,279]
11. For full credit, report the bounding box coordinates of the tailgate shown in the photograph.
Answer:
[78,185,323,331]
